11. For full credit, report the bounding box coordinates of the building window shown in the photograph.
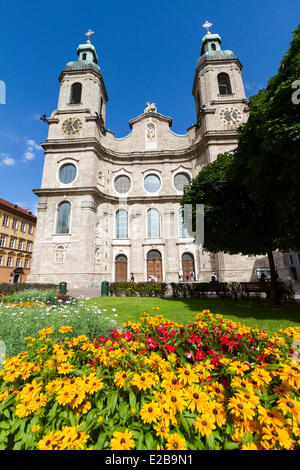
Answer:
[9,238,15,249]
[114,175,131,194]
[218,73,232,95]
[24,259,29,269]
[3,215,9,227]
[182,252,195,280]
[28,224,32,234]
[211,43,216,51]
[59,163,77,184]
[13,218,18,229]
[82,53,87,60]
[178,208,190,237]
[174,172,191,192]
[289,254,294,265]
[116,209,128,239]
[56,201,71,234]
[70,82,82,104]
[21,221,26,232]
[0,256,2,266]
[7,257,12,267]
[0,235,6,247]
[26,241,31,252]
[18,240,23,250]
[144,174,161,193]
[16,258,21,267]
[147,208,160,238]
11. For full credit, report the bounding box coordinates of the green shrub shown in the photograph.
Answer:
[108,282,168,298]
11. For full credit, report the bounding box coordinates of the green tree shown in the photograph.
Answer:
[182,25,300,304]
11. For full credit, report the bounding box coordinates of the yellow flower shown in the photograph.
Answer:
[228,360,250,375]
[277,397,300,420]
[39,327,54,336]
[195,414,216,437]
[114,370,129,388]
[59,326,73,333]
[184,386,211,414]
[165,433,186,450]
[241,442,259,450]
[57,362,75,375]
[140,401,161,424]
[228,396,256,421]
[37,431,57,450]
[177,363,198,385]
[32,424,41,433]
[110,430,135,450]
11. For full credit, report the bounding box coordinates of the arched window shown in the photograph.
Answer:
[178,208,190,237]
[82,53,87,61]
[116,209,128,239]
[70,82,82,104]
[56,201,71,234]
[147,208,160,238]
[218,73,232,95]
[211,43,216,51]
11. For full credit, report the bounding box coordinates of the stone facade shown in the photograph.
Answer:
[27,32,289,288]
[0,198,37,284]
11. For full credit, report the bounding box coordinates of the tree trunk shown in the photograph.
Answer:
[267,251,280,304]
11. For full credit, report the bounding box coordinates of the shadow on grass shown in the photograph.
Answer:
[160,297,300,325]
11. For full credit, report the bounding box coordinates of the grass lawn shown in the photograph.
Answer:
[84,296,300,336]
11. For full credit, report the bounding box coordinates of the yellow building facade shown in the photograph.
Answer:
[0,198,37,284]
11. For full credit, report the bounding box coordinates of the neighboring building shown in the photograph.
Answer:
[28,29,289,289]
[0,198,37,284]
[284,250,300,281]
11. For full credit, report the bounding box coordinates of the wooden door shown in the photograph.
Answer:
[147,258,162,282]
[115,255,127,282]
[182,253,195,280]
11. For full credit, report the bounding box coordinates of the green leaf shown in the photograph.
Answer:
[129,391,136,409]
[145,432,154,450]
[108,390,118,414]
[224,440,240,450]
[206,432,215,450]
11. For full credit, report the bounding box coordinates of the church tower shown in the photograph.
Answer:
[192,24,248,162]
[28,35,109,288]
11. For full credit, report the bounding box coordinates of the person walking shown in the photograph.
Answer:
[130,273,135,283]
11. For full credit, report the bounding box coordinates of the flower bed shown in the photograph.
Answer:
[0,310,299,450]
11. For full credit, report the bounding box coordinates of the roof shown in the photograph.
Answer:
[64,60,101,76]
[196,50,238,69]
[0,198,37,221]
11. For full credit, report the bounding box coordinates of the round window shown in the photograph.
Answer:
[144,174,161,193]
[59,163,77,184]
[174,172,190,191]
[114,175,131,194]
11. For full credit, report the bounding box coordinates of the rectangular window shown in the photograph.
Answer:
[297,254,300,264]
[18,240,23,250]
[0,235,5,247]
[16,258,21,267]
[26,241,31,252]
[7,257,12,267]
[289,254,294,265]
[21,221,26,232]
[24,259,29,269]
[3,215,9,227]
[28,224,33,234]
[0,256,2,266]
[9,238,15,249]
[12,218,18,229]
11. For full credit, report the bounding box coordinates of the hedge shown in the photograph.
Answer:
[0,283,58,295]
[108,282,168,298]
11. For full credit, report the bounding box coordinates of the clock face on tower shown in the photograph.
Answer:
[219,107,242,127]
[61,117,83,135]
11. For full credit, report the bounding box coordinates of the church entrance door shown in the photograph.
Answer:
[147,250,162,281]
[115,254,128,282]
[182,252,195,280]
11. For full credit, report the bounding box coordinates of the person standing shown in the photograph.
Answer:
[211,272,217,282]
[130,273,135,283]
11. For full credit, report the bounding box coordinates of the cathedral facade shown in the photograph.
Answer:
[27,30,288,288]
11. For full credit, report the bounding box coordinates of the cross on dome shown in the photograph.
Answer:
[85,29,95,43]
[202,21,212,34]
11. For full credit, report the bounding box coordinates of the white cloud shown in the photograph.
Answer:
[23,138,42,162]
[0,153,16,166]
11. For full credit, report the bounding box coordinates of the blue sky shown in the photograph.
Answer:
[0,0,299,214]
